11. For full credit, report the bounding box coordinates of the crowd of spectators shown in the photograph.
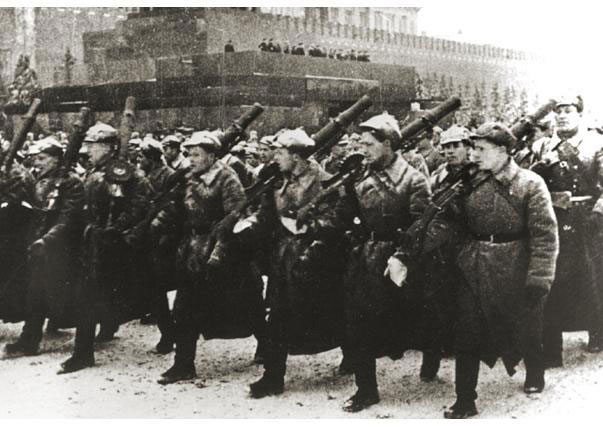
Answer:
[224,38,370,62]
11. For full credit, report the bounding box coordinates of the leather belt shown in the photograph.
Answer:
[472,231,527,243]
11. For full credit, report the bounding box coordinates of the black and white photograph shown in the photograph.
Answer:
[1,0,602,419]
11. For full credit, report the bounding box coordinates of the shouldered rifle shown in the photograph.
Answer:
[218,103,264,156]
[0,98,42,174]
[308,95,373,163]
[105,96,137,184]
[510,98,557,155]
[296,153,366,227]
[246,95,373,201]
[399,96,461,153]
[133,105,266,239]
[400,98,560,258]
[60,107,93,176]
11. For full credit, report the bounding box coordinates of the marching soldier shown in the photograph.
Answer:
[339,113,431,412]
[320,136,349,175]
[430,125,472,187]
[58,122,150,374]
[162,135,190,171]
[0,148,36,324]
[154,131,265,384]
[137,137,178,353]
[444,122,558,418]
[416,125,474,382]
[5,137,84,356]
[531,96,603,366]
[222,141,253,188]
[248,129,347,398]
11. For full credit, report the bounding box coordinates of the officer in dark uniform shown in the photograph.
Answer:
[340,113,431,412]
[5,137,84,356]
[58,122,150,374]
[444,122,558,418]
[531,95,603,365]
[248,129,347,398]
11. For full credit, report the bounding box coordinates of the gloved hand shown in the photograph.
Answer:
[524,285,548,308]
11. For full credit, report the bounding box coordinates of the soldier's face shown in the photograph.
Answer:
[555,105,581,133]
[188,146,215,174]
[83,142,112,166]
[274,147,294,172]
[471,139,506,171]
[164,146,179,162]
[360,131,390,167]
[442,141,469,166]
[246,153,260,168]
[258,145,274,163]
[32,152,59,175]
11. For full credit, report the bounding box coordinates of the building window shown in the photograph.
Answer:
[345,10,353,25]
[331,8,339,23]
[374,12,383,30]
[359,11,369,28]
[400,15,408,33]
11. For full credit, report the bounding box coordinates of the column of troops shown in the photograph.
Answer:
[0,93,602,418]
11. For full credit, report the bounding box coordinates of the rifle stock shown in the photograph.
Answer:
[1,98,42,173]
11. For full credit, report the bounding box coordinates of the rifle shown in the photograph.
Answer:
[131,104,266,240]
[399,96,461,153]
[0,98,42,174]
[209,96,374,265]
[218,103,264,156]
[105,96,137,184]
[399,98,562,259]
[247,95,373,201]
[308,95,373,163]
[510,98,556,155]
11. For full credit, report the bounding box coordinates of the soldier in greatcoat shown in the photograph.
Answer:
[530,96,603,365]
[5,137,84,356]
[153,131,265,385]
[247,129,347,398]
[339,113,431,412]
[0,146,36,323]
[444,122,558,418]
[137,137,178,354]
[58,122,150,374]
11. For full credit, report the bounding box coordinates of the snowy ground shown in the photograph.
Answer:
[1,320,602,419]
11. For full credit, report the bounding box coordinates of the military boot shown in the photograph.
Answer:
[443,400,478,419]
[249,375,284,398]
[4,340,39,356]
[57,354,95,374]
[342,389,380,413]
[157,364,196,385]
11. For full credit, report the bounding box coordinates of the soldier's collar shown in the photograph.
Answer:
[198,160,222,186]
[492,157,520,186]
[552,126,586,148]
[290,159,311,179]
[383,152,409,185]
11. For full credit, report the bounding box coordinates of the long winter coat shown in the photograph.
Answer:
[455,159,558,373]
[343,153,431,358]
[165,160,265,339]
[531,128,603,332]
[25,169,84,327]
[258,161,347,355]
[0,163,37,322]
